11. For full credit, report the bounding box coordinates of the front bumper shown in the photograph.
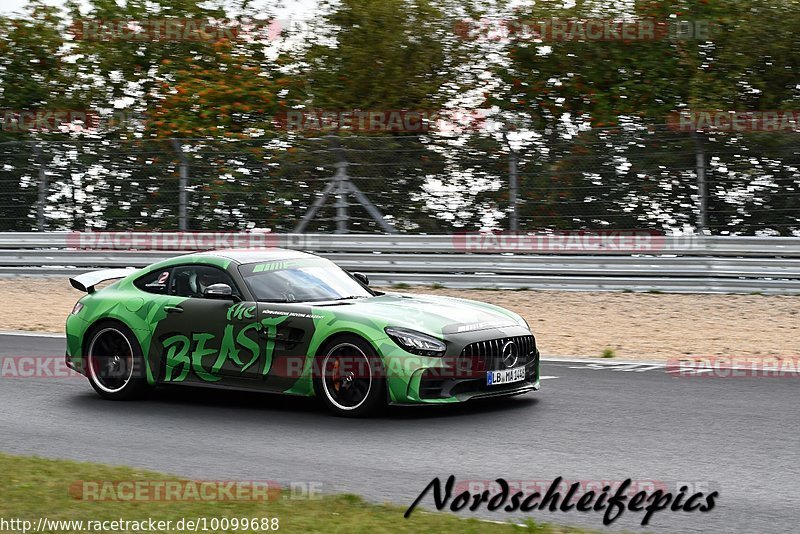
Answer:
[384,326,541,405]
[415,350,539,402]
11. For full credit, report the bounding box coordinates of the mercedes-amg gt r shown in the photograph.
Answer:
[65,249,540,416]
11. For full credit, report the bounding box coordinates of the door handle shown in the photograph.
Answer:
[164,305,184,314]
[258,326,275,339]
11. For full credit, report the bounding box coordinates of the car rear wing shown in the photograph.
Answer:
[69,269,139,293]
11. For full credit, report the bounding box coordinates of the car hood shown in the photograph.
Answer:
[312,292,524,337]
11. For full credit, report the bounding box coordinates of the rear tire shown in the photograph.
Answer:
[314,335,385,418]
[85,323,149,400]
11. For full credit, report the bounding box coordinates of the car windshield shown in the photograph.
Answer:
[239,257,372,303]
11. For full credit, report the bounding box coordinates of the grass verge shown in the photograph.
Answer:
[0,453,591,533]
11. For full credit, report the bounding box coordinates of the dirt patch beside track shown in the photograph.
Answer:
[2,278,797,360]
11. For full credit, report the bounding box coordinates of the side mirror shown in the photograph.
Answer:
[353,272,369,286]
[204,283,235,300]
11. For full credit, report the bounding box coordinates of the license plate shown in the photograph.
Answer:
[487,366,526,386]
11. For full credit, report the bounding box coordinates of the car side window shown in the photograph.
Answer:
[134,269,171,295]
[168,265,240,299]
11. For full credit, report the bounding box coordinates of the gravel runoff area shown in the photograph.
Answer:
[0,278,797,361]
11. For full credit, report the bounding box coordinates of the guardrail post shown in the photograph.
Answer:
[32,143,47,231]
[170,138,189,231]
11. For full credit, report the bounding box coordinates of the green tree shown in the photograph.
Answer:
[288,0,486,232]
[478,0,800,234]
[61,0,293,229]
[0,1,73,230]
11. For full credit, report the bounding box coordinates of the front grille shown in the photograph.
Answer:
[460,335,536,371]
[418,335,538,400]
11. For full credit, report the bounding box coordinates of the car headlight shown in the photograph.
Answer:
[385,327,446,356]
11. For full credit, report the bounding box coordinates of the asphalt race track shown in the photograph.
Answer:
[1,333,797,533]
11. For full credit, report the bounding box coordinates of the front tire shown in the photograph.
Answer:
[314,335,385,417]
[85,323,149,400]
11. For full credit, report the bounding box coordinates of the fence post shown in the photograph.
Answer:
[32,143,47,231]
[509,148,519,231]
[170,138,189,231]
[693,132,708,234]
[295,136,395,234]
[333,160,349,234]
[502,131,520,231]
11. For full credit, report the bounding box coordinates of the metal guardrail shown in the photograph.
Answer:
[3,231,800,255]
[1,232,800,294]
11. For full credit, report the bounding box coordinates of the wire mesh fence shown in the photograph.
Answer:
[0,128,798,235]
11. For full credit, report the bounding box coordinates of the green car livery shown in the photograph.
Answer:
[65,249,540,416]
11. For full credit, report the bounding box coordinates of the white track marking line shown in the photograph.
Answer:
[542,356,667,366]
[0,330,66,338]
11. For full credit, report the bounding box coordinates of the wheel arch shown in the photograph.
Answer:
[81,318,156,385]
[312,330,390,404]
[314,330,382,359]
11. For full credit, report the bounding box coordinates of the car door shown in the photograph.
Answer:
[254,301,318,393]
[152,264,261,385]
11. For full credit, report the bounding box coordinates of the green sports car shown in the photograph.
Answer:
[65,249,540,416]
